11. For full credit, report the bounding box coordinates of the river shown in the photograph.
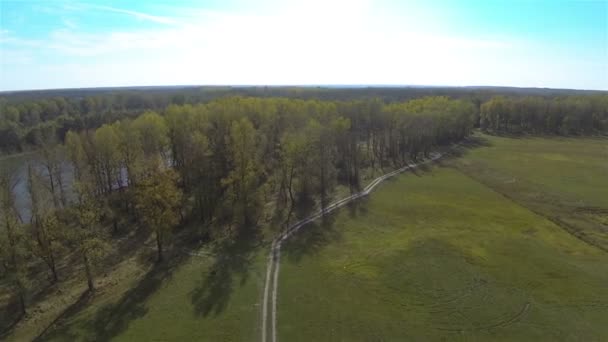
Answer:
[0,152,75,223]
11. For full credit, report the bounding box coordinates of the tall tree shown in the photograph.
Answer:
[188,131,213,223]
[115,120,144,187]
[132,111,169,159]
[0,168,29,315]
[40,144,67,208]
[27,165,64,283]
[223,118,262,227]
[65,130,89,183]
[70,181,109,292]
[93,124,121,193]
[134,165,182,262]
[306,119,336,213]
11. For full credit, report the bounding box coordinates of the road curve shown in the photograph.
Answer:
[261,152,443,342]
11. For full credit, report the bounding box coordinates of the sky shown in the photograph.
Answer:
[0,0,607,91]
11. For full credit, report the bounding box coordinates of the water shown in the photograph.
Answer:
[0,152,75,223]
[0,152,156,223]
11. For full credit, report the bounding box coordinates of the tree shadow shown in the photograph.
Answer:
[39,250,189,342]
[293,193,315,221]
[0,227,155,339]
[439,136,492,162]
[269,201,287,231]
[346,197,369,219]
[462,135,492,148]
[407,161,434,177]
[0,299,24,339]
[32,290,93,341]
[189,227,261,317]
[106,226,154,269]
[1,260,78,337]
[281,213,342,264]
[492,131,527,139]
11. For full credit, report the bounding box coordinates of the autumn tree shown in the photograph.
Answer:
[306,119,337,213]
[93,124,121,193]
[0,168,29,315]
[188,131,213,223]
[65,130,89,183]
[223,118,262,227]
[70,181,109,292]
[278,131,308,215]
[134,165,182,262]
[40,143,67,208]
[27,164,64,283]
[132,111,169,159]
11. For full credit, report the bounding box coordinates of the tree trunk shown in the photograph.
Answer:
[46,165,59,209]
[55,166,67,207]
[83,254,94,292]
[320,163,327,215]
[287,165,296,212]
[49,252,58,283]
[156,231,163,262]
[18,287,26,315]
[196,192,205,222]
[106,165,113,193]
[351,139,360,192]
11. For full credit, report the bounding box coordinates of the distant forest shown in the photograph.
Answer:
[0,86,606,153]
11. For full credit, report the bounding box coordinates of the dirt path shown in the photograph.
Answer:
[261,152,443,342]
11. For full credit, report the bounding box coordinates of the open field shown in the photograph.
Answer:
[453,133,608,251]
[29,229,266,342]
[277,135,608,341]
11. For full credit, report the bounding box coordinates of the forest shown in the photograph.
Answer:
[0,89,607,331]
[1,86,606,153]
[1,95,474,319]
[481,95,608,134]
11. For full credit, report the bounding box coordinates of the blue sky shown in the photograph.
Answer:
[0,0,606,91]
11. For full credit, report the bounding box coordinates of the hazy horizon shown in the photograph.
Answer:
[1,0,607,91]
[2,83,608,94]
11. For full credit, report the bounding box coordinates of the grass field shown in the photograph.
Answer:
[457,134,608,207]
[277,134,608,341]
[36,229,268,342]
[453,133,608,251]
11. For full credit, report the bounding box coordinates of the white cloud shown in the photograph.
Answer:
[89,4,179,26]
[62,18,78,29]
[0,29,10,42]
[1,1,605,90]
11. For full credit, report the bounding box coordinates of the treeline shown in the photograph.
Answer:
[64,96,475,225]
[0,92,193,153]
[481,95,608,134]
[0,96,473,317]
[4,86,604,153]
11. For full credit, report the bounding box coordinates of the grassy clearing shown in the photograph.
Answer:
[278,164,608,340]
[1,232,154,342]
[455,133,608,207]
[452,133,608,251]
[33,227,295,341]
[109,232,267,342]
[35,228,268,342]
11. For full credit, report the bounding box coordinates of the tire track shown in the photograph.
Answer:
[261,153,443,342]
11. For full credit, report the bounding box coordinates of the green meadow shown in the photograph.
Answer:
[278,134,608,341]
